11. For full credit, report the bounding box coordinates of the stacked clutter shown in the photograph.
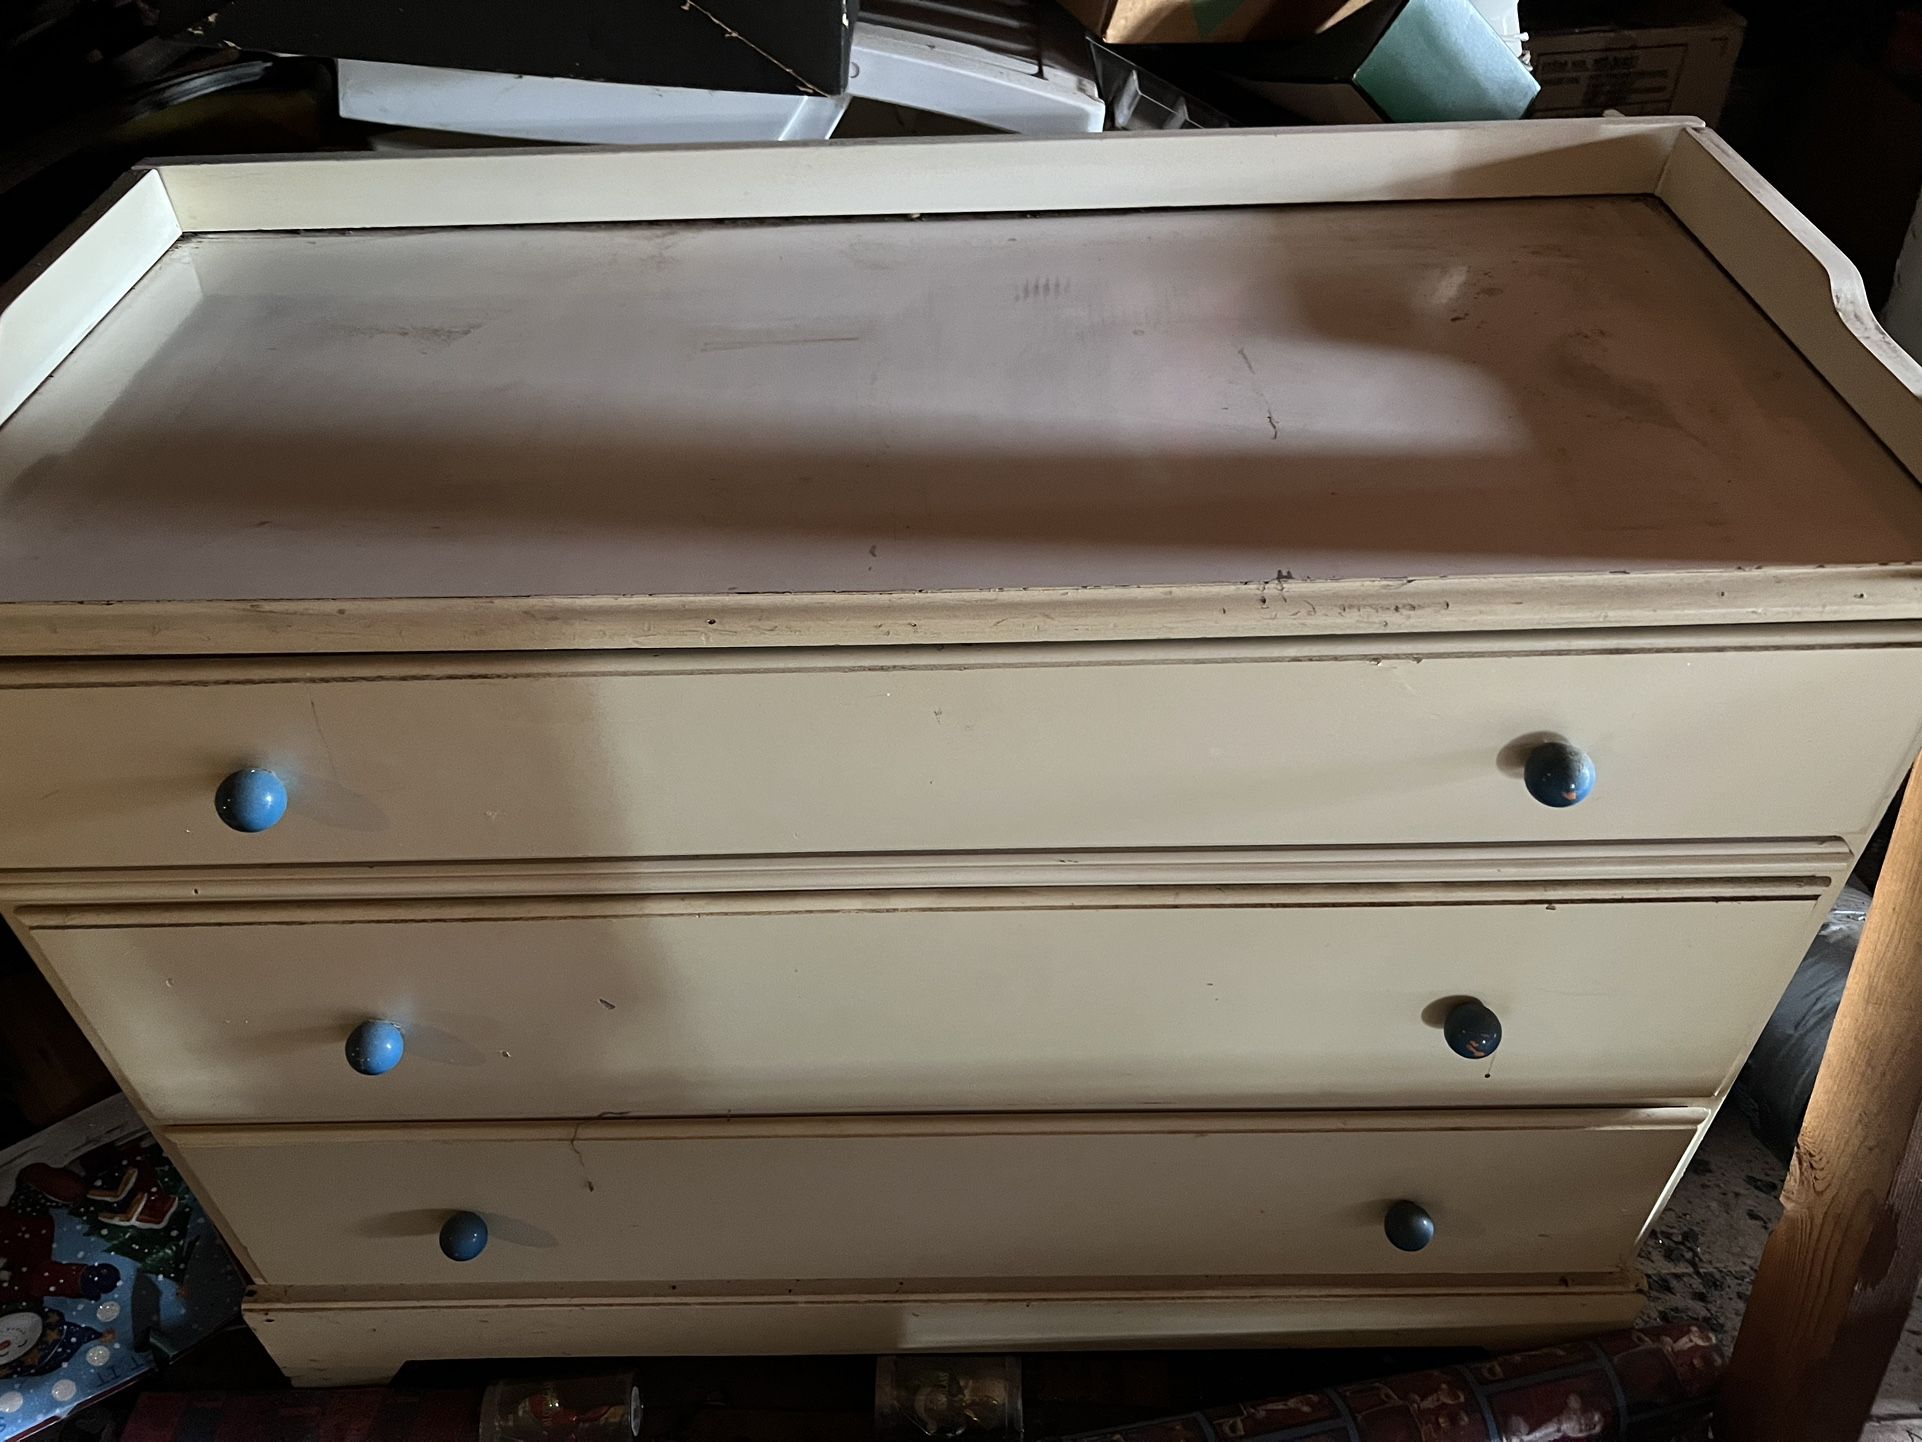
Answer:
[1043,1325,1724,1442]
[1057,0,1539,121]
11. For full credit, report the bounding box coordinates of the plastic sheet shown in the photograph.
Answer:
[1735,885,1869,1161]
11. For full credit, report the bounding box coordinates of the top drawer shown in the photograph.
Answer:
[1,642,1917,869]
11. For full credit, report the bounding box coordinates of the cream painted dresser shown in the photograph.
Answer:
[4,118,1922,1385]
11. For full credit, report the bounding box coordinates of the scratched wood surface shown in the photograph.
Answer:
[2,196,1919,606]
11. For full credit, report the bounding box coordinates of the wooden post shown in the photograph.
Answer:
[1722,762,1922,1441]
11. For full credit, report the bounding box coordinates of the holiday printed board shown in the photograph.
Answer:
[1043,1323,1724,1442]
[0,1097,244,1438]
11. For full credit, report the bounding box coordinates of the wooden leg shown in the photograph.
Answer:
[247,1304,403,1389]
[1721,760,1922,1441]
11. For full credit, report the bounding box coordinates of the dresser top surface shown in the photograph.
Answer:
[4,192,1920,610]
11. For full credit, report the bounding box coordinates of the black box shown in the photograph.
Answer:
[166,0,857,96]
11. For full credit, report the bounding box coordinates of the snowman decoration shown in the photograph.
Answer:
[0,1301,104,1383]
[0,1313,41,1372]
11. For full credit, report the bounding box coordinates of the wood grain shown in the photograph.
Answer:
[1723,755,1922,1440]
[0,962,114,1126]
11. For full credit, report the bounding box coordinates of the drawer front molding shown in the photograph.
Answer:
[0,837,1854,906]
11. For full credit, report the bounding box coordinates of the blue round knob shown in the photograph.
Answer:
[1444,1000,1502,1060]
[439,1211,488,1262]
[345,1020,405,1076]
[1384,1199,1435,1253]
[1522,742,1595,808]
[214,768,287,832]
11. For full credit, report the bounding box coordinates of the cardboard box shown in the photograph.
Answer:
[1523,0,1744,123]
[1055,0,1376,46]
[1216,0,1539,123]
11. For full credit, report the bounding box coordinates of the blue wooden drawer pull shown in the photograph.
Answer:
[214,767,287,832]
[1444,1000,1502,1060]
[1383,1200,1435,1253]
[345,1020,405,1077]
[1522,742,1595,808]
[439,1212,488,1262]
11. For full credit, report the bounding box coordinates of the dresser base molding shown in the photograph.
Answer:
[247,1275,1648,1387]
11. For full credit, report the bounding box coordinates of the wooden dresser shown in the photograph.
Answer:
[4,119,1922,1385]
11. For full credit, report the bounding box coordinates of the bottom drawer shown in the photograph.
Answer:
[249,1277,1652,1385]
[175,1110,1702,1289]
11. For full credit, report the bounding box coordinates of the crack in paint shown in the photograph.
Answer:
[1237,346,1279,441]
[568,1122,597,1192]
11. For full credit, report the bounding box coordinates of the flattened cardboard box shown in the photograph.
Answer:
[1524,0,1744,123]
[1055,0,1378,45]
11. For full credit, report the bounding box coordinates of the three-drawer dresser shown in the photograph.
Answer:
[4,118,1922,1385]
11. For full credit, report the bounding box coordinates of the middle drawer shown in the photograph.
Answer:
[30,882,1827,1122]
